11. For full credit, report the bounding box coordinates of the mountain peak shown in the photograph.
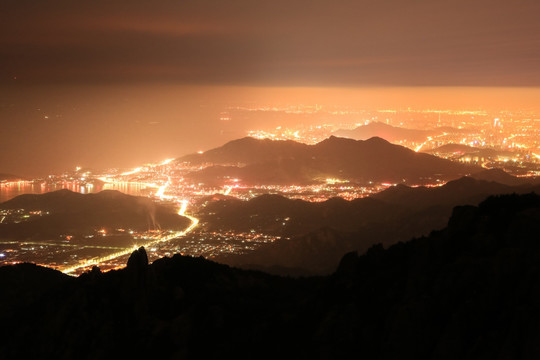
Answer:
[182,135,477,185]
[0,173,25,181]
[333,122,434,142]
[363,136,392,145]
[317,135,355,143]
[316,135,392,148]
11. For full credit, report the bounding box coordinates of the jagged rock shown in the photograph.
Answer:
[127,246,148,270]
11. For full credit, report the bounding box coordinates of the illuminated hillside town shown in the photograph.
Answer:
[1,107,539,275]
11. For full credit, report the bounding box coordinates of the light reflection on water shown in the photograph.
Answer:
[102,182,153,197]
[0,181,151,203]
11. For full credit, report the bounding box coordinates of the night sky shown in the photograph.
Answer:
[1,0,539,177]
[3,0,540,86]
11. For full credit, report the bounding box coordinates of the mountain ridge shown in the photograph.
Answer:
[0,173,25,182]
[180,136,479,185]
[210,176,540,274]
[332,121,435,142]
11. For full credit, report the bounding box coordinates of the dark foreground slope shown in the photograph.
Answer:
[1,193,539,359]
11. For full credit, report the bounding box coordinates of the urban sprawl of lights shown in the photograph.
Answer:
[1,107,538,273]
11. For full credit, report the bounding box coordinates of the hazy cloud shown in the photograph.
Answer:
[2,0,540,86]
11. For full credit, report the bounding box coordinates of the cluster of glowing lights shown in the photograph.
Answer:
[0,180,32,187]
[6,110,539,273]
[60,172,199,274]
[61,201,199,275]
[160,158,174,166]
[121,167,143,176]
[325,178,348,185]
[119,157,174,177]
[155,183,168,199]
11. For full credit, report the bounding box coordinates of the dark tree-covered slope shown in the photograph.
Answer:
[208,177,540,274]
[0,193,539,359]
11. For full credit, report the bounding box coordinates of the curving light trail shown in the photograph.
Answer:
[61,199,198,275]
[0,241,125,250]
[121,167,143,176]
[415,136,433,152]
[61,157,199,275]
[156,183,168,198]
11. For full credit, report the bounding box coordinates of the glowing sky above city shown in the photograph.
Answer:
[1,0,540,177]
[2,0,540,86]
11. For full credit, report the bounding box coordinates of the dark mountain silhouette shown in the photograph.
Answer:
[423,143,514,159]
[371,175,537,209]
[0,262,71,315]
[0,189,190,241]
[0,193,539,359]
[181,136,478,185]
[200,193,400,237]
[423,143,481,153]
[180,136,307,165]
[210,177,540,274]
[333,121,436,142]
[469,168,533,186]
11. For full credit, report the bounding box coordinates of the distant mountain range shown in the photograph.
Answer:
[1,193,539,359]
[201,173,536,236]
[180,136,479,185]
[0,189,190,242]
[180,136,307,165]
[0,173,24,181]
[371,170,537,209]
[208,175,540,274]
[333,121,437,142]
[199,194,399,237]
[469,168,533,186]
[423,143,514,159]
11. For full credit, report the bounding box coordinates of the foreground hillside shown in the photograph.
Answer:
[1,193,539,359]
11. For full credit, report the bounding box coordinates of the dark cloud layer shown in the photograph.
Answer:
[2,0,540,86]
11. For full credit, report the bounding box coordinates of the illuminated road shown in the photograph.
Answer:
[415,136,433,152]
[0,241,125,250]
[61,200,199,275]
[414,133,449,152]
